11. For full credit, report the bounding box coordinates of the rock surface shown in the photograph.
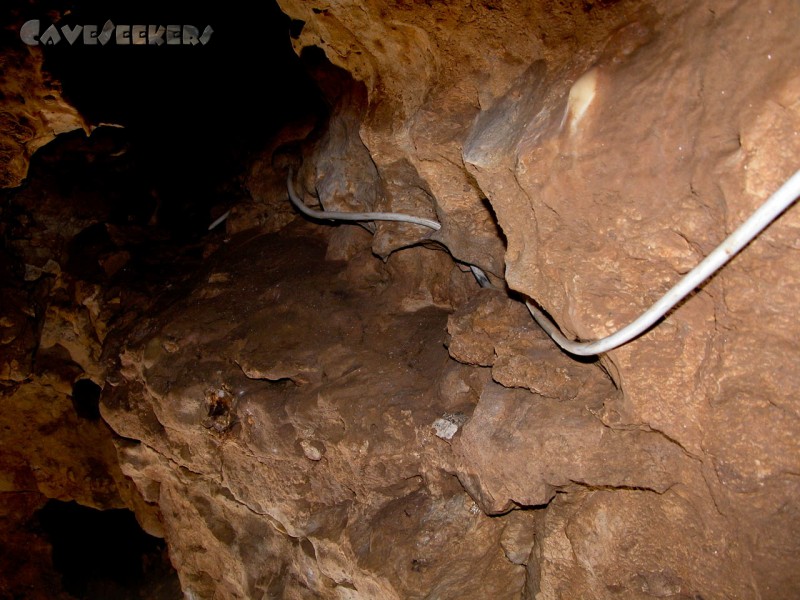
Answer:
[265,0,799,596]
[102,225,523,599]
[0,128,198,596]
[0,44,87,188]
[2,0,800,598]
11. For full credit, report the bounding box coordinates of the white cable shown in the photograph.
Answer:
[287,168,498,288]
[469,264,492,288]
[207,210,230,231]
[287,166,800,356]
[287,168,441,230]
[526,168,800,356]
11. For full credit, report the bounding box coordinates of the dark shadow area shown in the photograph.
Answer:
[0,4,329,598]
[71,379,102,420]
[25,0,325,238]
[35,500,182,599]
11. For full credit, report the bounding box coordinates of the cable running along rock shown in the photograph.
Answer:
[287,167,800,356]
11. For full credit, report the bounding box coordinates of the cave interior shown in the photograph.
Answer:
[2,0,800,598]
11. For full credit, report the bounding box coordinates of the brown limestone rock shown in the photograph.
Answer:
[453,381,686,514]
[102,227,523,598]
[0,46,87,188]
[530,489,754,599]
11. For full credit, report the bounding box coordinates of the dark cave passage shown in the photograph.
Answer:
[35,500,181,599]
[70,379,101,421]
[1,1,336,598]
[33,0,326,239]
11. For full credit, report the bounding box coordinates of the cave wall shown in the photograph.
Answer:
[0,43,88,188]
[271,0,800,595]
[2,0,800,598]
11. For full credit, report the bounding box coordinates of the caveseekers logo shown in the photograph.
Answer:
[20,19,214,46]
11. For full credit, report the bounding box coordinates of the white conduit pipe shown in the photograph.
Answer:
[527,168,800,356]
[287,167,800,356]
[287,170,496,290]
[287,168,441,231]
